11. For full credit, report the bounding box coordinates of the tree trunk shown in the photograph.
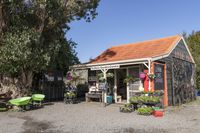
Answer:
[21,70,33,89]
[0,1,4,40]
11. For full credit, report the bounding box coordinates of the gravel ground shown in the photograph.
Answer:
[1,101,200,133]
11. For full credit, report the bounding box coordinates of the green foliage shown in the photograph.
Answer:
[64,92,76,98]
[184,31,200,89]
[97,72,114,81]
[137,107,153,115]
[129,95,160,104]
[0,0,100,88]
[147,73,156,80]
[0,27,49,75]
[124,75,134,83]
[120,103,133,113]
[129,96,139,103]
[138,96,160,103]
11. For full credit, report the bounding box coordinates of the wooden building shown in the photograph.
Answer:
[72,35,196,106]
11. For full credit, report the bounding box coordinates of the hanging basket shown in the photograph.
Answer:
[148,73,156,80]
[139,72,146,80]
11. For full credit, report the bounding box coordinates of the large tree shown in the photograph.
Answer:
[0,0,99,90]
[184,31,200,89]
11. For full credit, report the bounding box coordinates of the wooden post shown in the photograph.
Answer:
[150,62,155,92]
[148,59,151,91]
[103,70,107,106]
[164,64,168,107]
[126,68,130,103]
[114,69,117,103]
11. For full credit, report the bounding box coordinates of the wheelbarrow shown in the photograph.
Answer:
[0,102,8,112]
[9,97,32,111]
[0,91,12,111]
[31,94,45,107]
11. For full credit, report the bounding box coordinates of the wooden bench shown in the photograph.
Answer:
[85,93,102,102]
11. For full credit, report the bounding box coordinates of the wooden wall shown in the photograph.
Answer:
[158,40,196,105]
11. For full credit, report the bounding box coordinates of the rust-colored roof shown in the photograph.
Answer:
[90,35,182,64]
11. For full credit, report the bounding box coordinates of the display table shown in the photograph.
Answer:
[85,93,102,102]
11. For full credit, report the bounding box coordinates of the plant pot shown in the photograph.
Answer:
[153,110,164,117]
[64,97,76,104]
[119,104,134,113]
[119,107,132,113]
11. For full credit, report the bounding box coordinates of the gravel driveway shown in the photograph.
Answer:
[1,101,200,133]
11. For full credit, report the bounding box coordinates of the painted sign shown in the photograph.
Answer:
[90,64,120,70]
[88,76,97,82]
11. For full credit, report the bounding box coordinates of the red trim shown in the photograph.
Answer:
[164,64,168,107]
[151,62,168,107]
[143,70,149,92]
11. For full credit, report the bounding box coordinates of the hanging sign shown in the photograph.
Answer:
[90,64,120,70]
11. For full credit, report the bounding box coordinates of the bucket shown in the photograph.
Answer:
[107,96,113,104]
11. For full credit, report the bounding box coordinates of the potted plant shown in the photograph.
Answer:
[129,96,139,109]
[137,95,160,105]
[138,95,149,103]
[129,96,139,104]
[66,71,85,86]
[98,72,114,82]
[64,92,77,104]
[147,73,156,80]
[139,72,146,80]
[119,103,134,113]
[137,107,153,116]
[124,75,134,84]
[148,96,160,104]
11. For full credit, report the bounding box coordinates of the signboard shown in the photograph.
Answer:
[98,82,108,91]
[88,76,97,82]
[91,64,120,71]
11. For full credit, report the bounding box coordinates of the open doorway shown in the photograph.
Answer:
[117,69,127,101]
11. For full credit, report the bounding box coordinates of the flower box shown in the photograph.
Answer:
[153,110,164,117]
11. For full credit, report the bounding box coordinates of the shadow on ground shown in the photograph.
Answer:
[113,127,168,133]
[20,116,64,133]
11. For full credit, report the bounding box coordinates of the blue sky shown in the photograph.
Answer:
[68,0,200,63]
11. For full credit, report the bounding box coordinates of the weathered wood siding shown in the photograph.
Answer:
[158,40,196,105]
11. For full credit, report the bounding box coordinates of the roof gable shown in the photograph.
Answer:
[90,35,182,64]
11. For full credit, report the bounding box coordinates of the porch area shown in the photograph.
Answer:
[79,59,168,107]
